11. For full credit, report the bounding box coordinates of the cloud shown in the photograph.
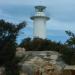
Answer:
[47,18,75,32]
[0,0,40,6]
[0,5,33,23]
[0,9,16,22]
[0,0,74,5]
[47,35,68,43]
[47,6,75,22]
[47,29,69,43]
[0,0,75,23]
[0,0,75,43]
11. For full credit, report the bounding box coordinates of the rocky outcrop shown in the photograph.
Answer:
[20,51,65,75]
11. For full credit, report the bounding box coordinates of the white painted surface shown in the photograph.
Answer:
[33,17,46,39]
[36,12,45,16]
[31,6,49,39]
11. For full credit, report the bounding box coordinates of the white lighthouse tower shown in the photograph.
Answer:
[31,6,49,39]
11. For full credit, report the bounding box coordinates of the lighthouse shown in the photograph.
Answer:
[31,6,49,39]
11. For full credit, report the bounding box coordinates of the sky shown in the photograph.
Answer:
[0,0,75,43]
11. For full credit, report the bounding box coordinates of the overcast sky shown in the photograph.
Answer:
[0,0,75,43]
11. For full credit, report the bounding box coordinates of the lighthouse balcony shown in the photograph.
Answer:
[31,15,50,20]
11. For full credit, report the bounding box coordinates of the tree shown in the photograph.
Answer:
[62,31,75,65]
[65,31,75,48]
[0,19,26,75]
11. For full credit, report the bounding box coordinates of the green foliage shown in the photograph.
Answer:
[65,31,75,48]
[64,31,75,65]
[0,19,26,75]
[20,37,63,51]
[62,49,73,65]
